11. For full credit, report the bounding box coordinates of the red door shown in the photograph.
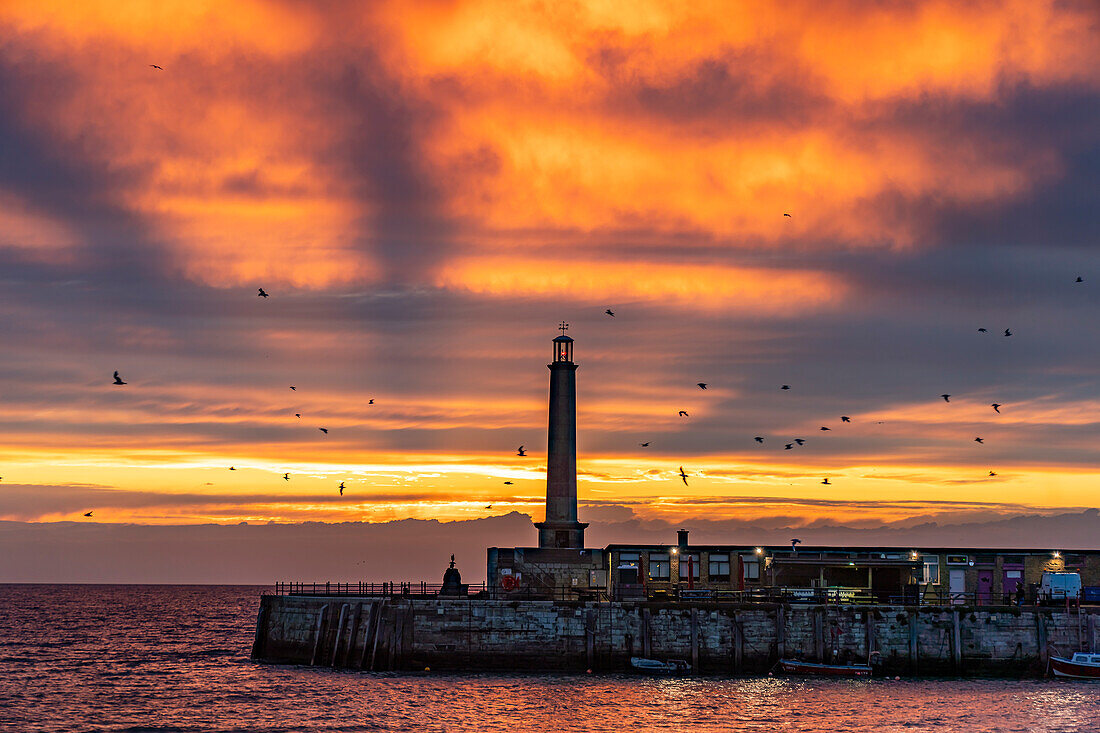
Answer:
[977,569,993,605]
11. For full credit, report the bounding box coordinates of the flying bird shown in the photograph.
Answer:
[149,64,162,70]
[941,394,951,402]
[821,478,830,485]
[503,481,513,485]
[678,411,689,417]
[289,386,296,391]
[258,288,269,298]
[790,538,802,549]
[977,328,987,333]
[840,416,850,423]
[112,371,127,385]
[339,482,345,496]
[640,442,650,447]
[1075,276,1084,283]
[991,403,1001,413]
[820,426,830,431]
[368,399,374,405]
[318,427,328,434]
[783,213,792,218]
[754,437,764,443]
[485,504,493,510]
[781,385,790,390]
[988,471,997,477]
[517,445,526,457]
[697,383,707,390]
[794,439,805,446]
[229,466,236,471]
[295,413,301,418]
[678,466,689,485]
[605,309,615,317]
[785,443,793,450]
[283,473,289,481]
[974,437,984,444]
[84,511,93,517]
[1004,328,1012,337]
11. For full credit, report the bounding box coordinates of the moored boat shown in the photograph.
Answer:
[1051,652,1100,679]
[779,659,872,677]
[630,656,691,674]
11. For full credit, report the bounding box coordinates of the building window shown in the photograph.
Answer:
[742,556,760,581]
[679,553,700,580]
[708,553,730,581]
[946,555,969,565]
[619,552,640,563]
[649,553,670,580]
[922,556,940,584]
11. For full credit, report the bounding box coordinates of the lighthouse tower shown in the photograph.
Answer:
[534,323,588,549]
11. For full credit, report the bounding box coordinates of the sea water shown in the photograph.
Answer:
[0,585,1097,732]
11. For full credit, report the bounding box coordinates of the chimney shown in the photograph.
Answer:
[677,529,689,550]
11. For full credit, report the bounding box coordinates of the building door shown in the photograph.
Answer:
[949,569,966,604]
[1002,569,1023,603]
[976,569,993,605]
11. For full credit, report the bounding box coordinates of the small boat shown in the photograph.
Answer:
[779,659,872,677]
[630,656,691,674]
[1051,652,1100,679]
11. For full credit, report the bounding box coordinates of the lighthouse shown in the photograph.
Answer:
[533,323,588,549]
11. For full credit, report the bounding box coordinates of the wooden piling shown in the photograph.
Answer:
[864,611,875,665]
[585,608,596,670]
[731,613,744,674]
[1036,613,1049,672]
[690,609,699,673]
[776,606,786,660]
[1088,612,1096,653]
[951,609,962,673]
[642,608,652,658]
[813,607,825,663]
[310,604,329,667]
[908,610,919,675]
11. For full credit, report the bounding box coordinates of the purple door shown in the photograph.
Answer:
[977,570,993,605]
[1003,568,1023,604]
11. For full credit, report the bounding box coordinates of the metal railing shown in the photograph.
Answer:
[273,581,487,597]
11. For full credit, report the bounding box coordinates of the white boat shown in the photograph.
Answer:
[1051,652,1100,679]
[630,656,691,674]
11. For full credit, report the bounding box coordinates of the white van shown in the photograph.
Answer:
[1039,571,1082,602]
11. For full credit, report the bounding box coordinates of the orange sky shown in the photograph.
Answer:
[1,0,1099,530]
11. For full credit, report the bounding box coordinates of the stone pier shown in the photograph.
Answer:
[252,596,1098,677]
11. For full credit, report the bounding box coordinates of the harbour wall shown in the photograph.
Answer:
[251,596,1099,677]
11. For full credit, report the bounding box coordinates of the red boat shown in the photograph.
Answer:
[779,659,872,677]
[1051,652,1100,679]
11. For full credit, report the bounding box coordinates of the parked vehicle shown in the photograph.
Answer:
[1050,652,1100,679]
[630,657,690,674]
[1039,572,1082,603]
[778,659,872,677]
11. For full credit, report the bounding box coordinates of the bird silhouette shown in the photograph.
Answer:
[988,471,997,477]
[794,438,805,445]
[781,385,791,390]
[783,213,792,218]
[640,442,650,447]
[1075,276,1084,283]
[678,411,689,417]
[977,328,987,333]
[368,399,374,405]
[840,416,850,423]
[289,386,296,391]
[605,309,615,317]
[112,371,127,385]
[820,426,830,431]
[974,437,984,444]
[754,437,764,443]
[149,64,162,70]
[517,445,526,457]
[785,443,793,450]
[790,538,802,549]
[295,413,301,418]
[678,466,689,485]
[258,288,269,298]
[1004,328,1012,337]
[991,403,1001,413]
[821,478,830,485]
[84,511,93,517]
[339,482,345,495]
[697,383,707,390]
[941,394,951,402]
[503,481,513,485]
[283,473,289,481]
[485,504,493,510]
[318,427,328,434]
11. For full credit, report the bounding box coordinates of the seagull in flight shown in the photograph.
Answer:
[112,371,127,385]
[785,443,793,450]
[339,482,345,496]
[840,416,850,423]
[991,403,1001,413]
[289,386,295,391]
[988,471,997,477]
[318,427,328,434]
[977,328,987,333]
[640,442,650,447]
[820,426,830,431]
[941,394,951,402]
[295,413,301,418]
[283,473,289,481]
[84,511,93,517]
[150,64,162,70]
[754,437,764,443]
[258,288,269,298]
[974,437,984,444]
[794,438,805,445]
[821,478,830,485]
[368,399,374,405]
[229,466,236,471]
[697,383,707,390]
[1076,276,1084,283]
[503,481,513,485]
[781,385,790,390]
[605,309,615,317]
[678,466,689,485]
[485,504,493,510]
[678,411,689,417]
[517,445,526,457]
[783,213,792,218]
[1004,328,1012,337]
